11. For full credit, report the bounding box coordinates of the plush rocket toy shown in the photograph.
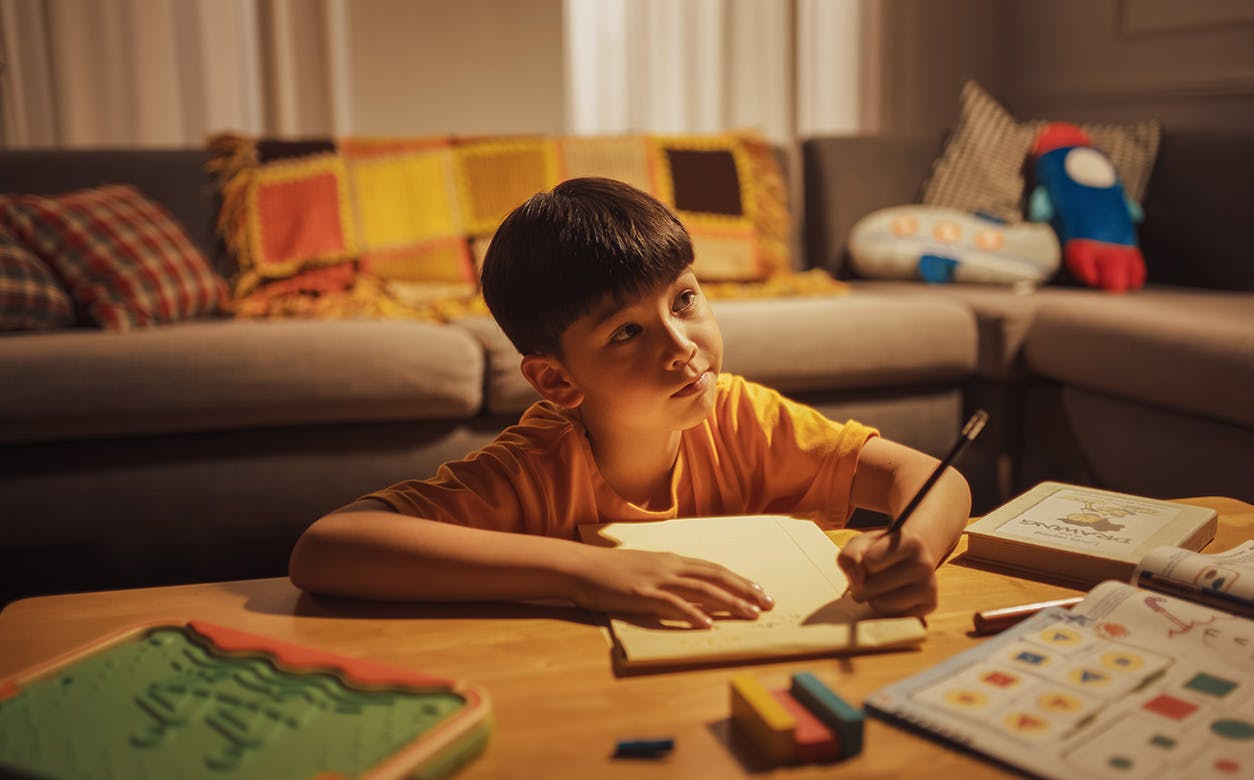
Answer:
[1028,122,1146,292]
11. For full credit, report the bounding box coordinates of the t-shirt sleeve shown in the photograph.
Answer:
[361,434,554,536]
[721,376,878,528]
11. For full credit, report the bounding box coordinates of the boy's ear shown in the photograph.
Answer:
[520,354,584,408]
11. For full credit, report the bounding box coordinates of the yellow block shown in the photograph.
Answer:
[729,672,796,765]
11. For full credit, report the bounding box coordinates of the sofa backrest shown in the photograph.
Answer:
[1138,129,1254,291]
[801,133,940,278]
[801,128,1254,291]
[0,148,226,274]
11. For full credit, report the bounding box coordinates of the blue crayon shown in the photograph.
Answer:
[790,672,864,758]
[613,737,675,758]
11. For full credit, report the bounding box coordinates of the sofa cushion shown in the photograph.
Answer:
[1024,287,1254,428]
[715,295,977,392]
[0,320,484,444]
[454,315,536,416]
[457,292,978,415]
[849,281,1051,380]
[1,231,75,331]
[1,185,227,330]
[921,81,1160,223]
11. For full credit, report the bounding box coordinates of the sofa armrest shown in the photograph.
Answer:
[802,133,942,277]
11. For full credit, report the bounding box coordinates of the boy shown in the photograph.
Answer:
[290,178,970,627]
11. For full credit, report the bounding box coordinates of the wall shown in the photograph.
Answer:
[1005,0,1254,129]
[344,0,566,136]
[869,0,1010,135]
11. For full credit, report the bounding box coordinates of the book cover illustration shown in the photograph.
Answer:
[989,488,1180,557]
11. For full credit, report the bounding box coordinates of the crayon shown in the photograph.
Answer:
[972,596,1084,635]
[613,738,674,758]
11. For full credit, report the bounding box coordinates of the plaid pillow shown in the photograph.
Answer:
[922,81,1161,223]
[0,185,226,330]
[0,230,75,331]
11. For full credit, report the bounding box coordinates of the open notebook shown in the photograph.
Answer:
[577,515,926,670]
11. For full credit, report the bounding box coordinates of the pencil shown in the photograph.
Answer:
[885,409,989,535]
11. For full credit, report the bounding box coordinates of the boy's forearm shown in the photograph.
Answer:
[289,511,591,602]
[900,467,971,565]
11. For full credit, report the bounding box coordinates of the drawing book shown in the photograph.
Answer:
[0,620,490,780]
[963,482,1217,588]
[866,574,1254,780]
[577,515,927,670]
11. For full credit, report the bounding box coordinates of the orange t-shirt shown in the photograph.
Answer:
[365,373,877,539]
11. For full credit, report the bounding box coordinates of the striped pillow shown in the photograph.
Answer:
[0,230,75,331]
[922,81,1161,223]
[0,185,226,330]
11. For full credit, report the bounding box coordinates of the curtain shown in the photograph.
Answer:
[0,0,349,148]
[564,0,875,143]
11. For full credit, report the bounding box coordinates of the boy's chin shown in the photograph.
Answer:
[674,389,718,428]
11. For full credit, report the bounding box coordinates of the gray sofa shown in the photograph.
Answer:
[0,149,976,603]
[2,128,1249,603]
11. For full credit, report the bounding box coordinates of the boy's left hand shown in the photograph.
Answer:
[836,529,939,617]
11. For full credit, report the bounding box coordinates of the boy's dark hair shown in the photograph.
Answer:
[481,177,693,356]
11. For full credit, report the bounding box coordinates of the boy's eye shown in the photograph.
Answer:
[673,289,698,312]
[610,323,642,343]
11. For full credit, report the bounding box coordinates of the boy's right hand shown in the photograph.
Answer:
[567,546,774,628]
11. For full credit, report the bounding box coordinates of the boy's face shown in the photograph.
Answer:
[526,269,723,434]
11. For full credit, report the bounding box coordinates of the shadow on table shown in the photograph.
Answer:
[219,580,604,627]
[706,717,776,774]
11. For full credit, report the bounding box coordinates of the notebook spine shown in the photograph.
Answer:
[865,699,975,747]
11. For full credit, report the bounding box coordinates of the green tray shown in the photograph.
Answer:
[0,620,490,780]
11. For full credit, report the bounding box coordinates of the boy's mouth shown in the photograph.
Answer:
[672,370,714,398]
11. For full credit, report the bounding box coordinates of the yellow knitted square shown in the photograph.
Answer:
[360,236,474,284]
[558,135,655,193]
[689,232,763,282]
[454,139,560,235]
[349,149,460,250]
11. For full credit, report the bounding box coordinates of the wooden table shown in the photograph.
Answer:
[2,497,1249,779]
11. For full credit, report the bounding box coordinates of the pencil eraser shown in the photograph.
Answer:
[790,672,864,758]
[729,672,796,765]
[770,689,840,764]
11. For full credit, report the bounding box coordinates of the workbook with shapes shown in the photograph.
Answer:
[963,482,1217,588]
[867,578,1254,780]
[577,515,927,670]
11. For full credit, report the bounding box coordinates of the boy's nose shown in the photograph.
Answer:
[663,324,697,368]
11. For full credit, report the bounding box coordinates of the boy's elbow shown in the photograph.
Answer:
[947,466,972,504]
[288,521,335,595]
